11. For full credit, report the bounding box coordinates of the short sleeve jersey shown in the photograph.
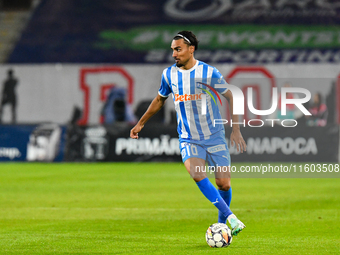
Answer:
[158,60,228,141]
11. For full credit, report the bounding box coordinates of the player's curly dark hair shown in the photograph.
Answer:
[173,31,199,51]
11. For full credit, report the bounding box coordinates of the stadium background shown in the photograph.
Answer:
[0,0,339,163]
[0,1,339,254]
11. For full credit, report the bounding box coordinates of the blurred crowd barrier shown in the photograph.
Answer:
[0,123,338,162]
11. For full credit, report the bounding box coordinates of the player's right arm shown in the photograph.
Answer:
[130,94,167,139]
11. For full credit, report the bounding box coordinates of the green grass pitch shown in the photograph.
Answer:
[0,163,339,254]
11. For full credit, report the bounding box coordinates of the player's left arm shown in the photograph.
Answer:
[211,67,246,153]
[222,90,247,153]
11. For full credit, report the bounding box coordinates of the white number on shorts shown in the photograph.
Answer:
[191,145,198,156]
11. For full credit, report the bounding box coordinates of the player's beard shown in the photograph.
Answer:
[174,58,183,67]
[175,58,188,67]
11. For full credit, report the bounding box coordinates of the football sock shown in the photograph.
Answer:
[218,188,232,223]
[196,178,233,219]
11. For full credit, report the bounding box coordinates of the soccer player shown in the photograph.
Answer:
[130,31,247,236]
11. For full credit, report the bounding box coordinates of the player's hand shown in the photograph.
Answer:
[230,129,247,153]
[130,123,144,139]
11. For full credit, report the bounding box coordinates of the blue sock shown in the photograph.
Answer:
[218,188,232,223]
[196,178,232,219]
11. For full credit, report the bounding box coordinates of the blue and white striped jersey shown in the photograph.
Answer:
[158,60,228,141]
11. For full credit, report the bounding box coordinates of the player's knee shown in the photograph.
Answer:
[215,180,231,191]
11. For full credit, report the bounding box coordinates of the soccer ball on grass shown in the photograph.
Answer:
[205,223,232,248]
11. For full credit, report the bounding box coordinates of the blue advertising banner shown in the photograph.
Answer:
[0,124,66,162]
[8,0,340,63]
[64,124,339,163]
[0,125,35,161]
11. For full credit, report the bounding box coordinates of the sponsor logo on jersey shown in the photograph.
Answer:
[174,82,224,105]
[174,93,204,102]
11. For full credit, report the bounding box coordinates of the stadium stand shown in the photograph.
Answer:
[0,11,31,62]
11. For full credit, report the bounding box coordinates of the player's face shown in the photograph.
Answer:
[171,39,194,68]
